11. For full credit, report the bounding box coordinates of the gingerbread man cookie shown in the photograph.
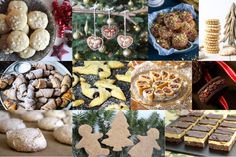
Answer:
[75,124,109,157]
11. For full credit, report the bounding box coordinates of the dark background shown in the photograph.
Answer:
[148,0,199,60]
[193,61,236,110]
[0,61,72,110]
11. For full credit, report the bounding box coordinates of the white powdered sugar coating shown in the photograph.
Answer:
[6,10,27,31]
[30,29,50,51]
[8,1,28,13]
[7,31,29,52]
[28,11,48,29]
[6,128,47,152]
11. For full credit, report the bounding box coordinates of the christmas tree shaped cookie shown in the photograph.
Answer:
[128,128,161,157]
[75,124,109,157]
[102,111,133,151]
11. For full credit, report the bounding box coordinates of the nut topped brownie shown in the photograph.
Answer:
[184,130,209,147]
[165,126,186,143]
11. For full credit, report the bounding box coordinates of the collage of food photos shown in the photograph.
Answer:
[0,0,236,157]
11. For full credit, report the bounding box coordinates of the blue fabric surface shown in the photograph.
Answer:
[148,0,198,60]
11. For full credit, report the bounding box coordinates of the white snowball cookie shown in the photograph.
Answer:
[7,30,29,52]
[0,118,26,133]
[22,24,29,34]
[6,10,27,31]
[28,11,48,29]
[0,14,10,34]
[30,29,50,51]
[8,0,28,13]
[44,110,66,119]
[6,128,47,152]
[53,125,72,145]
[21,111,44,122]
[18,46,36,59]
[38,117,64,131]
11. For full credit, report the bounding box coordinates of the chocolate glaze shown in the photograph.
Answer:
[186,130,207,138]
[178,116,198,123]
[225,115,236,121]
[188,112,204,117]
[169,121,192,129]
[214,127,235,135]
[209,133,232,142]
[220,121,236,128]
[205,113,223,119]
[191,125,213,132]
[165,126,184,134]
[199,119,218,125]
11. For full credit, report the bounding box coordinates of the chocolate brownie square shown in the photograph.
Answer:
[184,130,208,147]
[165,126,186,143]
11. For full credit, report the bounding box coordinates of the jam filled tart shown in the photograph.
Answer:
[135,70,183,101]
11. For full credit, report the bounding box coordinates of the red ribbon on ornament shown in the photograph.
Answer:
[52,0,72,38]
[216,61,236,83]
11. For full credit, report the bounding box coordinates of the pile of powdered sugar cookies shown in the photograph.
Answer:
[0,0,50,59]
[0,110,72,153]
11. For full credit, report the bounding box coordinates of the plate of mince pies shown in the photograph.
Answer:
[0,0,56,61]
[131,61,192,109]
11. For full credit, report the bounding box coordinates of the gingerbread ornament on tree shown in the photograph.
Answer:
[101,8,119,40]
[87,6,104,51]
[117,11,133,49]
[75,124,109,157]
[102,111,134,151]
[128,128,161,157]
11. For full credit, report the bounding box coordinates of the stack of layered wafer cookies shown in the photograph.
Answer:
[204,19,221,53]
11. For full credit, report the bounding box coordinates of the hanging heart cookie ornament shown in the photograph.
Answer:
[87,36,104,51]
[101,25,119,40]
[117,35,133,49]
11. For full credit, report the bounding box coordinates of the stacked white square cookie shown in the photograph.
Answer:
[0,0,50,58]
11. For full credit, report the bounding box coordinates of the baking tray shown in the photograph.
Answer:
[0,61,72,110]
[0,121,71,156]
[73,62,130,110]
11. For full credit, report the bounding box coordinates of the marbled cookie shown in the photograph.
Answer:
[6,10,27,31]
[8,0,28,13]
[0,14,10,34]
[30,29,50,51]
[28,11,48,29]
[7,31,29,52]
